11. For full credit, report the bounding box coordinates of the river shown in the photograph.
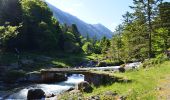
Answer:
[0,62,141,99]
[1,74,84,99]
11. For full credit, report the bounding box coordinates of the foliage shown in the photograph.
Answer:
[106,0,170,64]
[0,0,84,53]
[0,25,19,48]
[100,36,110,54]
[19,0,60,50]
[142,53,169,68]
[82,42,93,54]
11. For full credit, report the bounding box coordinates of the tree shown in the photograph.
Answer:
[159,2,170,32]
[82,42,93,54]
[100,36,110,54]
[122,11,134,25]
[130,0,163,58]
[0,25,19,49]
[70,24,82,47]
[18,0,60,50]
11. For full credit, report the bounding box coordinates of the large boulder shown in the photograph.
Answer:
[27,89,45,100]
[118,67,125,73]
[76,81,93,93]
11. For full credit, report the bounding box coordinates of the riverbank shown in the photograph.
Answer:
[83,61,170,99]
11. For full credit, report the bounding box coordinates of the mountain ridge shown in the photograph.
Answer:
[46,2,113,39]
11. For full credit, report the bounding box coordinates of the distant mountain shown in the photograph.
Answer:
[46,2,113,39]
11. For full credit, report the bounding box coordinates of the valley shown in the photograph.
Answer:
[0,0,170,100]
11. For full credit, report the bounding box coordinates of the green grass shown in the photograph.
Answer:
[85,61,170,100]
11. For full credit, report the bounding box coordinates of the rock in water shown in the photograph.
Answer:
[27,89,45,100]
[76,81,93,93]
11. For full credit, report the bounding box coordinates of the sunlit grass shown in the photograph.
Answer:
[85,61,170,100]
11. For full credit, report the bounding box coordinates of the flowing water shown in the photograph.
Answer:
[0,62,141,99]
[3,74,84,99]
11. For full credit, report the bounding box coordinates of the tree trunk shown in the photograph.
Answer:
[147,0,152,58]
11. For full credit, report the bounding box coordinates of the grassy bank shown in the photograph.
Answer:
[85,61,170,100]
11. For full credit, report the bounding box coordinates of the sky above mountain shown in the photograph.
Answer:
[45,0,170,32]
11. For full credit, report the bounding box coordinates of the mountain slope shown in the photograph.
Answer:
[46,2,113,39]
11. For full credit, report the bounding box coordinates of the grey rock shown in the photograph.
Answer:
[76,81,93,93]
[104,91,118,96]
[118,67,125,73]
[27,89,45,100]
[87,95,100,100]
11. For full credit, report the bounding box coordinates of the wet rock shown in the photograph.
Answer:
[76,81,93,93]
[27,89,45,100]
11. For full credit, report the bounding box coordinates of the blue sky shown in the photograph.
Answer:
[46,0,170,31]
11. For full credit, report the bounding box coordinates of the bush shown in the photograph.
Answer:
[142,53,168,68]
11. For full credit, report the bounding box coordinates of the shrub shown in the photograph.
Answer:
[142,53,168,68]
